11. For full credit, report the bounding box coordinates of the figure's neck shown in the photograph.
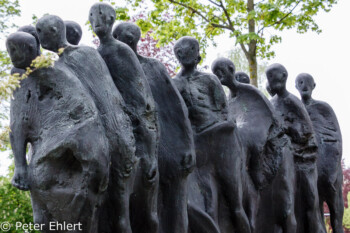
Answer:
[98,31,113,44]
[302,96,313,105]
[226,78,239,91]
[180,65,197,76]
[131,44,138,54]
[277,88,289,98]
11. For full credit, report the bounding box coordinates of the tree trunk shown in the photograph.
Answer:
[248,55,258,87]
[246,0,258,87]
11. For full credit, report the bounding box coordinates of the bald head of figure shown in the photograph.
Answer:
[265,63,288,96]
[295,73,315,101]
[174,36,201,68]
[235,71,250,84]
[65,20,82,45]
[17,25,41,55]
[113,22,141,52]
[6,32,39,69]
[36,15,68,53]
[211,57,236,86]
[89,3,115,38]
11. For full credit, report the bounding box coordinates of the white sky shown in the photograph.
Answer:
[0,0,349,175]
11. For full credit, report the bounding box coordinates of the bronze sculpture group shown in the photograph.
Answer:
[6,2,344,233]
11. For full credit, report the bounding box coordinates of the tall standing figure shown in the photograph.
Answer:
[36,15,138,233]
[173,36,251,233]
[296,73,344,233]
[89,3,159,233]
[113,22,196,233]
[266,63,326,233]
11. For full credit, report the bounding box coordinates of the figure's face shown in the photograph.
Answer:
[266,83,276,97]
[6,37,37,69]
[36,19,63,52]
[212,64,233,86]
[89,5,114,38]
[174,40,200,68]
[113,25,138,47]
[235,73,249,84]
[266,68,286,95]
[66,24,82,45]
[296,76,314,99]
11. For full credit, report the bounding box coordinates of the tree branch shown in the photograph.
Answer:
[207,0,221,7]
[258,0,302,34]
[211,23,231,29]
[219,0,235,31]
[239,43,249,58]
[168,0,211,23]
[168,0,231,31]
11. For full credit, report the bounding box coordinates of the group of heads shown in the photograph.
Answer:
[211,57,315,99]
[6,16,82,69]
[264,64,316,99]
[6,2,315,99]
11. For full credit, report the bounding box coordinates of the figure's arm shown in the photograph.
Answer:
[209,75,228,119]
[9,95,30,191]
[290,109,318,160]
[115,45,154,110]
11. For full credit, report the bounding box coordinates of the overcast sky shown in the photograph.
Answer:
[0,0,349,175]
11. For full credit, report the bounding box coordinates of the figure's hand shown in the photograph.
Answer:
[11,167,30,191]
[181,152,196,174]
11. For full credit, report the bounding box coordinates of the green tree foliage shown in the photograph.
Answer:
[115,0,337,87]
[0,164,39,233]
[0,0,21,150]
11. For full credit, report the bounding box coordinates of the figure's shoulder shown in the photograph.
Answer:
[114,40,135,55]
[173,74,185,88]
[311,99,333,111]
[139,55,162,67]
[285,93,304,107]
[173,74,183,83]
[11,67,25,76]
[239,84,274,108]
[239,83,262,97]
[63,45,99,58]
[196,71,221,85]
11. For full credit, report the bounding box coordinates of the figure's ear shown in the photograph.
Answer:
[282,72,287,80]
[228,65,234,74]
[51,26,58,34]
[197,55,202,64]
[313,82,316,90]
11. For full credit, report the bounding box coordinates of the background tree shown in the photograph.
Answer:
[115,0,337,87]
[227,47,267,89]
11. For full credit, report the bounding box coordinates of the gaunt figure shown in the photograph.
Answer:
[266,64,326,233]
[113,22,196,233]
[89,4,159,233]
[296,73,344,233]
[173,36,251,233]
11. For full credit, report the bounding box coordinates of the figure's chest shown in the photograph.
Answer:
[182,78,210,107]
